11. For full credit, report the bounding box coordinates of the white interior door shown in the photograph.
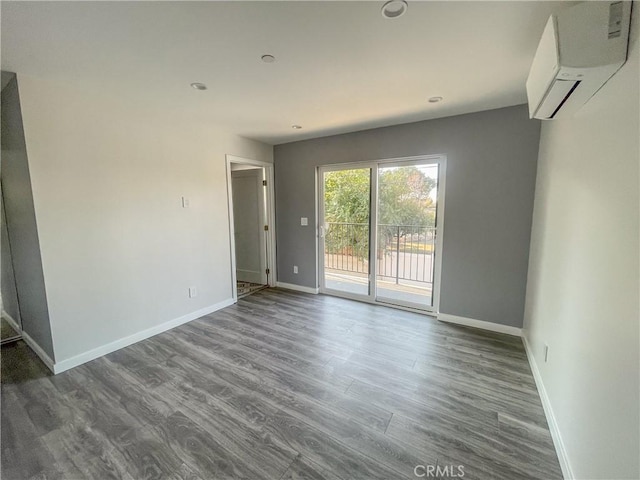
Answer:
[232,169,268,285]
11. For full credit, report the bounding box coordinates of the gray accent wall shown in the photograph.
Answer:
[274,105,540,327]
[1,73,54,358]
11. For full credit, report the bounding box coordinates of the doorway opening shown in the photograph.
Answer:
[318,155,445,313]
[226,155,276,301]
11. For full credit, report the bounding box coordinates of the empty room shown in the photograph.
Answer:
[1,1,638,479]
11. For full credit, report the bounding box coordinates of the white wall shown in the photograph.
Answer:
[17,74,272,365]
[523,6,639,479]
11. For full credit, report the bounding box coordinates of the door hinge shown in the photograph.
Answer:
[262,180,267,186]
[266,268,270,275]
[264,225,269,231]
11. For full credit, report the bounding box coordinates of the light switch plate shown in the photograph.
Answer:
[182,196,190,208]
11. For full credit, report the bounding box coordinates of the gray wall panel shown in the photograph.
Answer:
[1,73,54,358]
[274,105,540,327]
[1,193,21,324]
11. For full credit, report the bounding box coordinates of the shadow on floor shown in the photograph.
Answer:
[1,340,51,385]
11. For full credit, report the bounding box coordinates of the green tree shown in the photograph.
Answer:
[323,169,371,258]
[323,167,436,258]
[378,167,436,227]
[324,169,371,224]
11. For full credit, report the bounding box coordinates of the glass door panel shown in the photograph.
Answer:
[376,163,439,309]
[321,168,371,297]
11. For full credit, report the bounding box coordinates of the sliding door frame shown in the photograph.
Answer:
[318,161,378,303]
[317,154,446,314]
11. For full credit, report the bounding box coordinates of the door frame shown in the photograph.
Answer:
[318,161,378,303]
[230,168,268,285]
[225,154,277,303]
[317,154,446,314]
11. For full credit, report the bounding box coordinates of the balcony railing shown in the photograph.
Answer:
[324,222,436,285]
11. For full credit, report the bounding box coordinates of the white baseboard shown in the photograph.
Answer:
[523,335,574,479]
[1,310,21,335]
[437,312,522,337]
[21,331,55,373]
[52,298,234,374]
[276,282,319,295]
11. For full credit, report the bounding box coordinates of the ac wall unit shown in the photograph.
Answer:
[526,1,632,120]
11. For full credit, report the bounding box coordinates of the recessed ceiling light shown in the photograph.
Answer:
[292,125,302,129]
[381,0,408,19]
[428,96,443,103]
[190,83,207,91]
[261,54,276,63]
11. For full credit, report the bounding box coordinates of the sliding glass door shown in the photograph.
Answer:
[320,167,373,297]
[319,156,445,313]
[376,162,439,309]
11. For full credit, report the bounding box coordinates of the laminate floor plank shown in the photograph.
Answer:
[279,455,344,480]
[154,381,299,480]
[236,292,419,347]
[149,336,430,478]
[386,412,562,480]
[329,355,549,428]
[229,302,421,367]
[346,378,500,433]
[1,388,65,480]
[193,312,349,365]
[208,306,420,371]
[166,326,355,394]
[153,351,405,479]
[42,423,137,480]
[1,289,562,479]
[155,332,429,478]
[168,329,392,433]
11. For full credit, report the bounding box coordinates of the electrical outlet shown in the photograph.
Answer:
[189,286,197,298]
[544,344,549,362]
[182,196,190,208]
[293,266,298,274]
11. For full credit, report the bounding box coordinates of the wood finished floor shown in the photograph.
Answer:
[1,289,562,480]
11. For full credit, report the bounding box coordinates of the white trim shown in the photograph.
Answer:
[437,312,522,337]
[523,335,574,480]
[1,310,21,335]
[276,282,319,295]
[225,155,277,304]
[324,287,436,316]
[317,162,377,301]
[431,158,446,314]
[52,298,234,374]
[21,330,55,372]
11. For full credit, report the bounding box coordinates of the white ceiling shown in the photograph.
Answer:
[1,1,571,145]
